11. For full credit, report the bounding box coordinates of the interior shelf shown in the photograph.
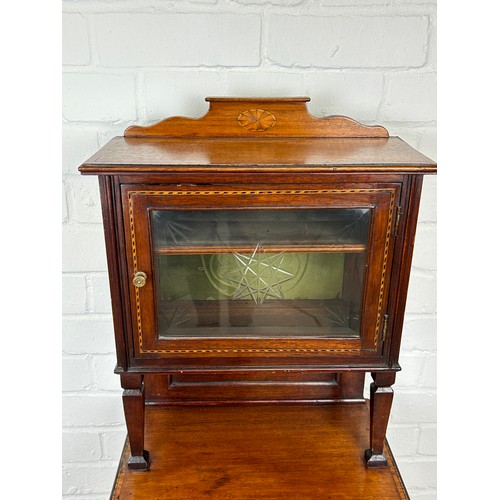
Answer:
[158,298,360,339]
[154,244,366,255]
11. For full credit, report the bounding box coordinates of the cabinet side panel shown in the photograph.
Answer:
[387,175,424,364]
[98,175,128,370]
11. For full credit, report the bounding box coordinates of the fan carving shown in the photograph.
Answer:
[237,109,277,132]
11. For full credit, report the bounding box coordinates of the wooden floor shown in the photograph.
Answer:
[111,403,408,499]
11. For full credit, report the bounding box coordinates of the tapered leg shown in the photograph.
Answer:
[120,373,150,470]
[365,371,396,468]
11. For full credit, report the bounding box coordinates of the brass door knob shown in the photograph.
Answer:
[133,271,147,288]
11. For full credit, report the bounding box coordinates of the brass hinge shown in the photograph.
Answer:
[394,206,402,236]
[382,314,389,342]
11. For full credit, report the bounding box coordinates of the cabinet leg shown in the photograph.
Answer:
[365,371,396,469]
[120,373,150,470]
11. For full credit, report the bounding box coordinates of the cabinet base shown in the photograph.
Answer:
[111,403,408,499]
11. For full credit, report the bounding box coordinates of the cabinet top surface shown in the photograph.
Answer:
[79,97,436,175]
[80,136,436,174]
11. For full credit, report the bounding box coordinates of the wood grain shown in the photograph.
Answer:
[122,184,398,358]
[120,373,149,469]
[110,403,409,499]
[124,97,389,138]
[154,244,367,255]
[79,97,436,478]
[144,371,365,405]
[80,136,436,174]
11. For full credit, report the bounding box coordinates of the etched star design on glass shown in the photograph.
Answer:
[323,303,350,328]
[152,212,195,245]
[225,245,295,304]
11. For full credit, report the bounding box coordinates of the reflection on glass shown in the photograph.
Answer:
[152,209,370,339]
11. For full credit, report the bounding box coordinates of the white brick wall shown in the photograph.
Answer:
[93,13,262,67]
[62,1,437,498]
[267,15,428,67]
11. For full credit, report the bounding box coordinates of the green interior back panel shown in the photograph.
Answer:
[157,253,345,301]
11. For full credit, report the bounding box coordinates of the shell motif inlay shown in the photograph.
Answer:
[237,109,277,132]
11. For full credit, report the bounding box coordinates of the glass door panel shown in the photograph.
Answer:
[152,209,370,339]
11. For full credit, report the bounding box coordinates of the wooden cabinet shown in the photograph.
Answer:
[79,97,436,470]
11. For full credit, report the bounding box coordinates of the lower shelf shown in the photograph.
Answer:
[159,299,359,338]
[110,403,408,499]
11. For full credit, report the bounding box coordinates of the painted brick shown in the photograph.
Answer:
[322,0,389,5]
[225,70,304,100]
[61,494,107,500]
[391,391,436,424]
[363,382,369,400]
[66,176,102,224]
[100,429,127,460]
[412,225,436,271]
[418,127,437,160]
[62,224,107,272]
[63,73,136,122]
[389,127,436,163]
[62,274,87,314]
[62,127,99,175]
[394,0,435,4]
[395,353,426,388]
[410,492,437,500]
[93,14,261,67]
[224,71,384,121]
[91,355,121,391]
[418,425,437,455]
[420,354,437,388]
[62,431,102,462]
[382,73,437,122]
[405,270,436,314]
[389,126,422,150]
[268,15,428,68]
[397,460,437,490]
[388,126,417,145]
[63,394,124,427]
[63,180,69,223]
[89,274,112,314]
[428,16,437,70]
[401,316,437,352]
[144,70,223,122]
[63,14,90,66]
[386,425,419,457]
[62,465,117,495]
[98,125,129,147]
[62,317,116,355]
[235,0,303,4]
[418,176,437,223]
[62,357,93,391]
[302,72,384,121]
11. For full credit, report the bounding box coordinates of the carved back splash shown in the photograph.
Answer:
[125,97,389,139]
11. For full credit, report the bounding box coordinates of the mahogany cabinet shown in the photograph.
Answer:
[79,97,436,470]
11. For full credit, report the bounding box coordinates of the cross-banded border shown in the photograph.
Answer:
[127,188,395,354]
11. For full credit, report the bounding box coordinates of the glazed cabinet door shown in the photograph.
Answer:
[121,184,400,363]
